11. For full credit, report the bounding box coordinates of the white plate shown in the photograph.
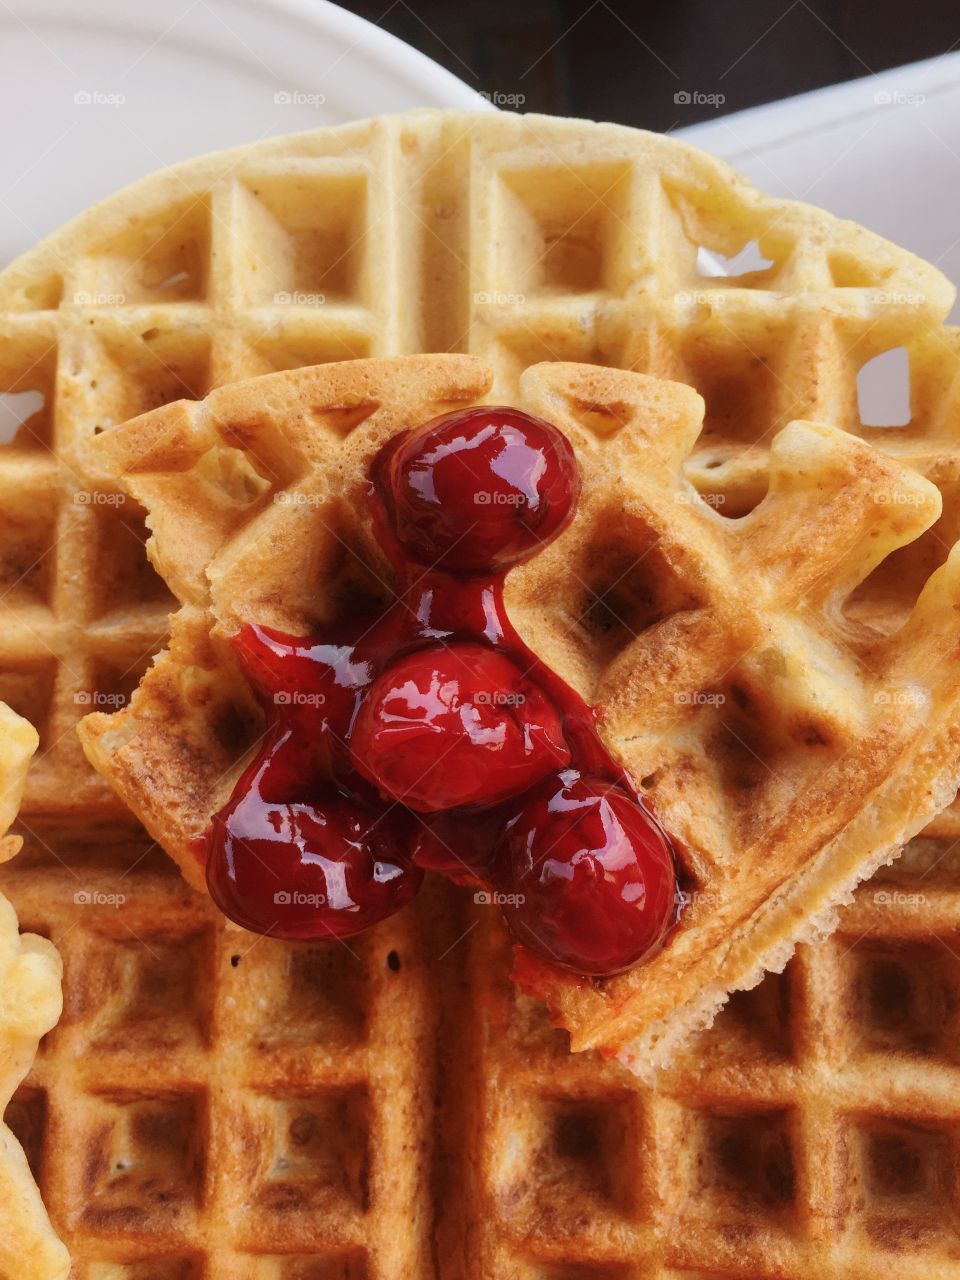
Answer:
[677,52,960,304]
[0,0,490,267]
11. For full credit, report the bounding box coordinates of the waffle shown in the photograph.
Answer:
[1,106,960,1272]
[3,830,960,1279]
[0,109,952,831]
[0,703,68,1280]
[75,353,960,1075]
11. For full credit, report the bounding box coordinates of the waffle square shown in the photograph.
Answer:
[75,353,960,1075]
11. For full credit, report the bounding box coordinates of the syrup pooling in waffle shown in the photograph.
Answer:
[208,404,681,976]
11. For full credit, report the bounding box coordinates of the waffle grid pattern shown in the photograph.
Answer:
[1,111,960,1274]
[5,836,960,1278]
[77,353,960,1071]
[0,113,955,822]
[1,841,442,1279]
[453,838,960,1280]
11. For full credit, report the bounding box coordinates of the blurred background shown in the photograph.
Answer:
[337,0,960,129]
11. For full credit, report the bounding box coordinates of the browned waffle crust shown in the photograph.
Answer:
[3,831,960,1279]
[75,354,960,1076]
[1,109,960,1274]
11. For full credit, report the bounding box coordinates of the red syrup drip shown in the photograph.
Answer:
[205,405,682,974]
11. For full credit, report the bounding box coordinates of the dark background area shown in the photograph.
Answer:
[337,0,960,128]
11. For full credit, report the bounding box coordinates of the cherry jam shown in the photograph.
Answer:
[205,404,682,974]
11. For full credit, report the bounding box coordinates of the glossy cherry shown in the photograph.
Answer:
[207,770,422,941]
[350,641,570,811]
[496,772,678,976]
[204,397,682,975]
[375,406,581,574]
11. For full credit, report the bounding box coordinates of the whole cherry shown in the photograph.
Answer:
[207,771,422,941]
[496,772,678,975]
[375,405,581,574]
[350,641,570,812]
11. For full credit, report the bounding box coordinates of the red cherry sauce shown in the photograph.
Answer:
[205,405,683,973]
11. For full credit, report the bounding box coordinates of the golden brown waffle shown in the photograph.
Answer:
[0,704,68,1280]
[0,833,442,1280]
[2,107,960,1271]
[4,830,960,1280]
[0,109,953,832]
[76,354,960,1075]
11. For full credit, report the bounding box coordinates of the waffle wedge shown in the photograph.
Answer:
[0,703,67,1280]
[76,354,960,1074]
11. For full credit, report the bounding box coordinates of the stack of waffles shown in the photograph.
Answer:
[2,110,960,1277]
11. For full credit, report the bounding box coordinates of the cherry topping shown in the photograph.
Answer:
[375,406,580,574]
[350,641,570,812]
[496,773,678,976]
[203,396,682,975]
[207,774,422,940]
